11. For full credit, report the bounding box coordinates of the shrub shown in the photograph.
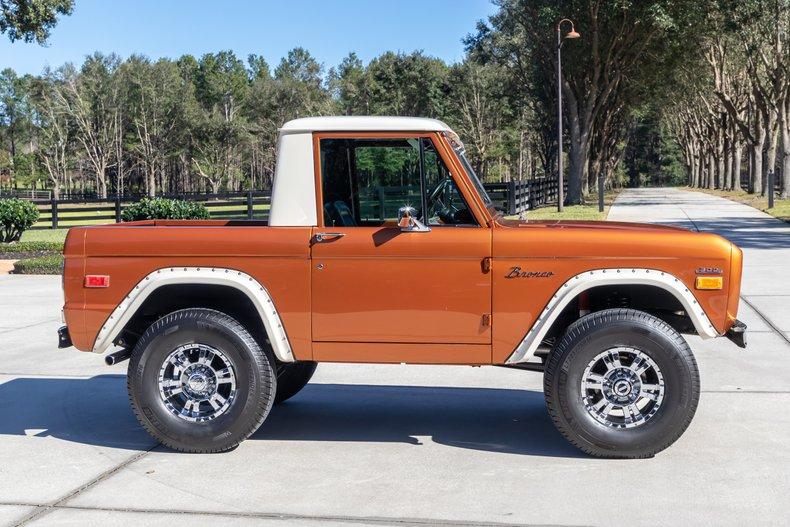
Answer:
[13,253,64,275]
[121,198,210,222]
[0,198,40,243]
[0,241,64,254]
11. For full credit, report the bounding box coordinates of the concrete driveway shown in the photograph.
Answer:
[1,187,789,526]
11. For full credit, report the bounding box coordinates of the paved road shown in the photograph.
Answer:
[1,187,788,526]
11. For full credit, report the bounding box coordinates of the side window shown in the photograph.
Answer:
[319,137,476,227]
[422,139,476,226]
[320,138,422,226]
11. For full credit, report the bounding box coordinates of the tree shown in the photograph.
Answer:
[363,51,449,117]
[57,54,121,198]
[445,60,510,180]
[0,68,33,160]
[467,0,711,203]
[329,53,367,115]
[29,70,72,198]
[122,56,189,196]
[0,0,73,43]
[664,0,788,197]
[190,51,250,193]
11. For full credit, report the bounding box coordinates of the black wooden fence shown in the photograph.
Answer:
[24,177,570,230]
[485,177,569,215]
[30,191,271,230]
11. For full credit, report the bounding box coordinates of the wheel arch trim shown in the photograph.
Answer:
[505,268,719,364]
[91,266,295,362]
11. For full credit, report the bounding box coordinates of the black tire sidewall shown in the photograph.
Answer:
[548,311,699,456]
[274,361,317,404]
[129,310,274,452]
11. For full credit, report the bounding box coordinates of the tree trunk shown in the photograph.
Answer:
[751,127,765,195]
[723,133,732,190]
[148,168,156,198]
[567,143,587,202]
[781,104,790,199]
[565,99,589,204]
[716,134,725,189]
[766,125,779,196]
[96,166,108,199]
[732,142,742,192]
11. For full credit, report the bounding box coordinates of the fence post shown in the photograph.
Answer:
[767,171,774,209]
[50,197,58,230]
[527,179,535,210]
[507,180,517,215]
[115,194,122,223]
[247,190,254,219]
[598,173,605,213]
[378,187,386,220]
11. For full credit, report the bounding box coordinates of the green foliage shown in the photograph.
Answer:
[0,0,73,44]
[0,240,62,253]
[121,198,210,222]
[0,197,39,242]
[13,252,62,274]
[0,3,777,201]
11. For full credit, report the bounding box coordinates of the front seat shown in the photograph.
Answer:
[324,200,356,227]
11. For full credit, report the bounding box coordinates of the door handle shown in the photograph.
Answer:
[313,232,346,243]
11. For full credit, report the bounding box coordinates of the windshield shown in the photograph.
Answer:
[442,132,494,210]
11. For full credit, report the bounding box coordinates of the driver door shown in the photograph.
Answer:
[310,133,492,363]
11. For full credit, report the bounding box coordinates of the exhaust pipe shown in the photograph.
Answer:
[105,349,131,366]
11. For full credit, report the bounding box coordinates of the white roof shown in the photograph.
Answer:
[280,116,452,134]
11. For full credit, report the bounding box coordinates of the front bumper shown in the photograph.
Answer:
[726,319,747,348]
[58,326,73,349]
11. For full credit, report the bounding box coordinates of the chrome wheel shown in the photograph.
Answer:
[581,347,665,429]
[158,344,237,422]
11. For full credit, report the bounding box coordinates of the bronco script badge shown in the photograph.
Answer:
[505,266,554,279]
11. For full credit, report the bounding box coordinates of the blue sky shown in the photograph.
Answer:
[1,0,497,75]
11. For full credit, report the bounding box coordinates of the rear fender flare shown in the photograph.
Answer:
[91,267,295,363]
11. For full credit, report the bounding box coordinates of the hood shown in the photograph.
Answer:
[498,217,690,234]
[494,217,732,261]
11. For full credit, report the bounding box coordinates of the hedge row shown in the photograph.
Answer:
[0,241,64,254]
[121,198,209,221]
[12,254,63,275]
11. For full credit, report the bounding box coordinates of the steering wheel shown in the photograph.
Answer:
[427,177,452,217]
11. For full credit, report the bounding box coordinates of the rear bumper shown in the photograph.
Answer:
[726,319,747,348]
[58,326,73,349]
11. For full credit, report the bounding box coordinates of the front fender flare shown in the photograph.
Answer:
[91,266,295,363]
[505,268,719,364]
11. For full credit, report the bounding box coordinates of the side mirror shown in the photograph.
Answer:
[397,206,430,232]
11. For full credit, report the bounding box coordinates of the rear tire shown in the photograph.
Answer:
[544,308,700,458]
[127,308,275,453]
[274,361,317,404]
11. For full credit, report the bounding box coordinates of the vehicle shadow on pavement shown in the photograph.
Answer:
[0,376,581,458]
[0,374,155,450]
[254,383,583,458]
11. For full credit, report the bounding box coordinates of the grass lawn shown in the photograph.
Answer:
[691,188,790,223]
[507,190,621,221]
[20,229,69,243]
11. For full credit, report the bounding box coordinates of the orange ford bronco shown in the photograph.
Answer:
[58,117,746,457]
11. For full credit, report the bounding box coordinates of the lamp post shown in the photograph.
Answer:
[556,18,580,212]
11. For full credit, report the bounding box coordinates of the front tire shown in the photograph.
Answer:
[544,308,700,458]
[127,308,276,453]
